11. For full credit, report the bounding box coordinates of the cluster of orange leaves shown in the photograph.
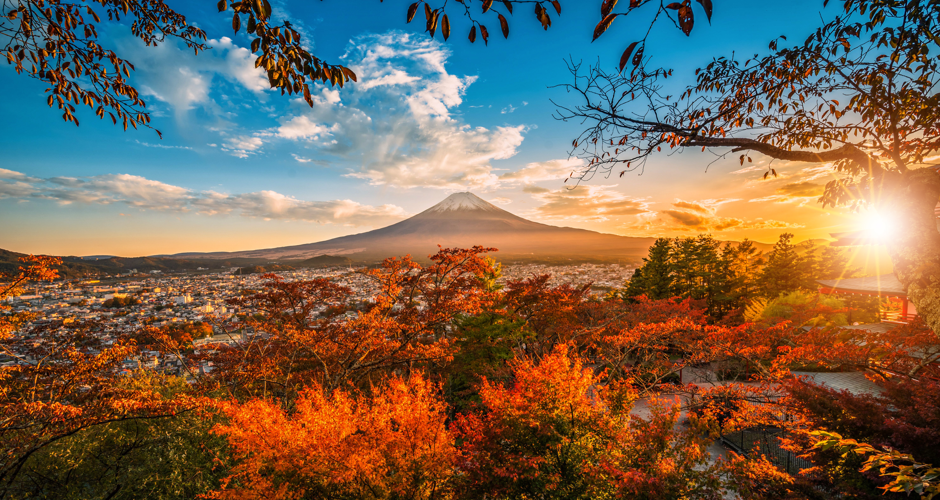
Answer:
[211,375,453,500]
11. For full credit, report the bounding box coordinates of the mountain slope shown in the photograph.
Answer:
[166,193,658,262]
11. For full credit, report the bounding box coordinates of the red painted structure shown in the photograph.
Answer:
[817,274,917,323]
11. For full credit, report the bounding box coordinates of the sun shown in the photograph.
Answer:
[862,210,897,242]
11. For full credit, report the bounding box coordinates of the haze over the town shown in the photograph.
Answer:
[0,0,879,258]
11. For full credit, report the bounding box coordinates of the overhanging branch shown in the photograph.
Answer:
[684,136,883,172]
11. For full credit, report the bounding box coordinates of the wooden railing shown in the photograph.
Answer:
[881,311,918,323]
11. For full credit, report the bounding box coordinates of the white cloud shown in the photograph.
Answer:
[0,169,405,226]
[191,191,406,225]
[0,180,36,197]
[360,69,419,90]
[266,32,526,189]
[116,34,267,118]
[211,37,269,92]
[0,168,38,182]
[222,135,263,158]
[277,115,332,140]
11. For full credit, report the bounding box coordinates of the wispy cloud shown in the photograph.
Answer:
[621,197,802,233]
[500,158,583,184]
[117,35,267,119]
[526,185,652,222]
[0,169,406,226]
[749,181,825,205]
[134,140,193,151]
[222,135,263,158]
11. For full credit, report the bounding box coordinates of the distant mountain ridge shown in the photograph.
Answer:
[0,248,239,279]
[165,192,659,263]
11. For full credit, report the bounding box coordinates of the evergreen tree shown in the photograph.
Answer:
[670,235,734,318]
[624,238,673,300]
[624,235,743,320]
[726,239,764,308]
[759,233,804,298]
[818,246,861,281]
[669,236,701,299]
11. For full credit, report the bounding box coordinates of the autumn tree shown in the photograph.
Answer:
[563,0,940,335]
[200,246,498,399]
[500,273,592,357]
[0,256,203,497]
[5,380,230,500]
[766,316,940,497]
[453,344,732,499]
[211,374,455,500]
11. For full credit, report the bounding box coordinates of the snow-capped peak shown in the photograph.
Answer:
[427,192,499,212]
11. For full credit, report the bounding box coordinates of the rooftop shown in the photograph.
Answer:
[817,273,906,296]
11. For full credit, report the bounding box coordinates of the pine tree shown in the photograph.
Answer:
[624,238,673,300]
[759,233,803,298]
[728,239,764,307]
[818,246,861,281]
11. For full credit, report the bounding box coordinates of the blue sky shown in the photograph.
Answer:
[1,0,864,256]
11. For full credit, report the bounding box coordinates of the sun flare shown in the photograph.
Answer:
[863,210,897,242]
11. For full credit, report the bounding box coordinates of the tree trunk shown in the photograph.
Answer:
[887,168,940,335]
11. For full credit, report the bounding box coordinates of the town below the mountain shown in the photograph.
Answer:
[3,262,634,377]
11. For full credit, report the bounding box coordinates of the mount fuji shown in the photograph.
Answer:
[165,193,657,262]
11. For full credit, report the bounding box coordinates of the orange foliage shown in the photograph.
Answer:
[502,274,591,355]
[0,255,60,341]
[197,246,499,399]
[0,256,196,489]
[776,318,940,381]
[7,248,935,497]
[210,374,455,500]
[454,344,730,499]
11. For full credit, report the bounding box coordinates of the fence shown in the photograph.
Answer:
[720,426,814,475]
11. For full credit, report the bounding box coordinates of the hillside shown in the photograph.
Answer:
[293,255,355,268]
[0,248,266,279]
